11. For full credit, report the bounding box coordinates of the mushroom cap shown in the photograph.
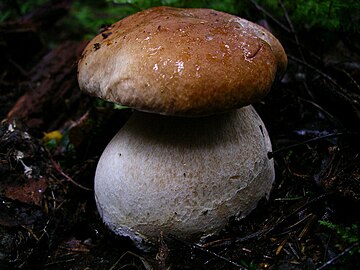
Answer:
[94,106,274,247]
[78,6,287,116]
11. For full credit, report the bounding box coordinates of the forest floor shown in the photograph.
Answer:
[0,1,359,269]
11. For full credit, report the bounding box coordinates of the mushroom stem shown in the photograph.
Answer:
[94,106,274,247]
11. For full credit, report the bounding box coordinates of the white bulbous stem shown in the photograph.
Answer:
[95,106,274,246]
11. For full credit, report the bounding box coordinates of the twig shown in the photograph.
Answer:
[297,213,318,241]
[288,55,355,104]
[278,0,305,61]
[7,57,30,78]
[47,150,92,191]
[316,242,360,270]
[202,237,234,248]
[268,131,360,159]
[247,0,290,32]
[275,236,289,255]
[108,251,153,270]
[236,228,272,243]
[333,64,360,93]
[279,213,314,235]
[274,194,328,231]
[299,97,342,126]
[168,234,248,270]
[236,194,329,244]
[288,55,343,90]
[156,231,170,270]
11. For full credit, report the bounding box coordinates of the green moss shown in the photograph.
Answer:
[110,0,237,13]
[257,0,360,32]
[2,0,357,37]
[0,0,49,21]
[319,220,360,247]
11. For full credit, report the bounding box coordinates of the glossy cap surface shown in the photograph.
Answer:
[78,7,287,116]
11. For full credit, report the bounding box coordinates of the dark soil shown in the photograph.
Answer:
[1,1,359,270]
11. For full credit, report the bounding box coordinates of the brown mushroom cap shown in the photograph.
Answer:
[78,6,287,116]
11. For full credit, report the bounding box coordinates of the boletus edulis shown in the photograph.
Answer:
[77,6,287,249]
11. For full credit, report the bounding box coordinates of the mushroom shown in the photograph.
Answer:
[77,7,287,248]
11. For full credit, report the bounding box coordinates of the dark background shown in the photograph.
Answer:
[0,0,359,269]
